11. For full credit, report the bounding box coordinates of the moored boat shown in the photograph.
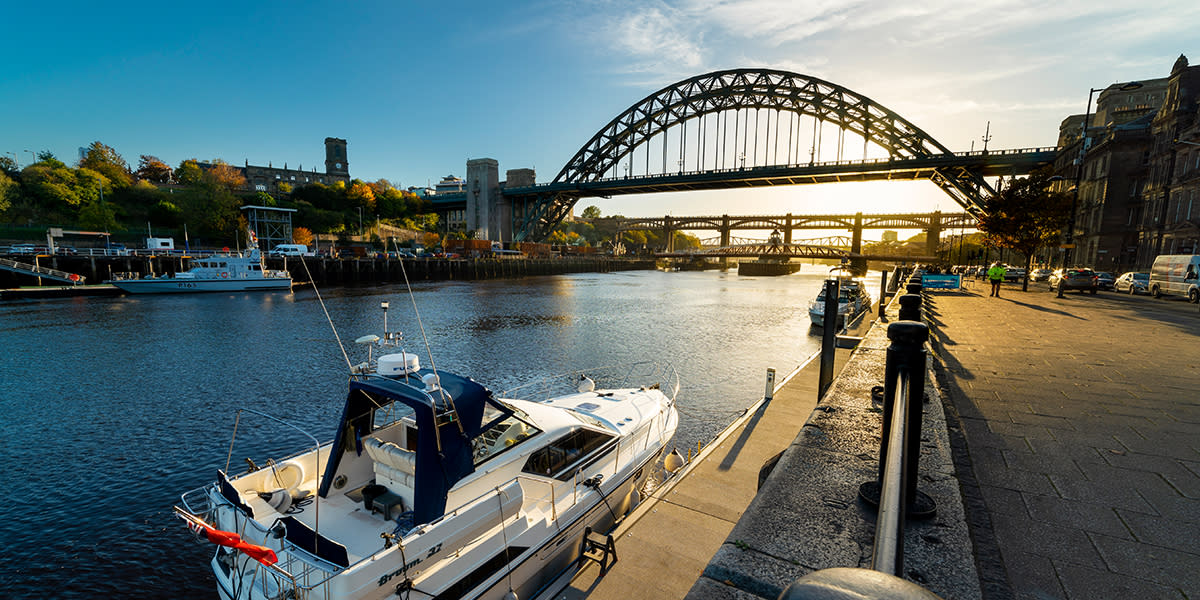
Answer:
[737,229,803,276]
[174,306,679,600]
[808,269,872,328]
[106,229,291,293]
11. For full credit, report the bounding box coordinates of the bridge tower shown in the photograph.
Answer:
[784,214,794,244]
[850,212,867,274]
[925,211,943,259]
[466,158,503,241]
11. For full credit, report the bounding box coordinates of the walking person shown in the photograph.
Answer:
[987,262,1006,297]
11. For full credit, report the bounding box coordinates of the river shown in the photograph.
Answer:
[0,266,874,598]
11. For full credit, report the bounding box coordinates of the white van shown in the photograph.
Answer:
[1148,254,1200,302]
[269,244,312,257]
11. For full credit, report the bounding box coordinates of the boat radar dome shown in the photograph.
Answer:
[422,373,441,391]
[378,352,420,376]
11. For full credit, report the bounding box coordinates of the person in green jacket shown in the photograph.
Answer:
[987,262,1006,297]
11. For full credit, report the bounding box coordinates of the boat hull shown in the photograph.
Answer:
[109,277,292,293]
[737,260,803,276]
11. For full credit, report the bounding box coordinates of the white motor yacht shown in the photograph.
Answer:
[809,270,872,328]
[175,307,679,600]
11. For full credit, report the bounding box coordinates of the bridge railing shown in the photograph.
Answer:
[0,257,86,284]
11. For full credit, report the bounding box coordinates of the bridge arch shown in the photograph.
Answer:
[555,68,956,185]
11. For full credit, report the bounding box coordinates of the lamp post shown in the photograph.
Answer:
[24,150,36,165]
[1059,80,1143,297]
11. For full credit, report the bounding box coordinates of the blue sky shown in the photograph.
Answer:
[3,1,1199,222]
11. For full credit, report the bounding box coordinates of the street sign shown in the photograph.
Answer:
[1059,243,1075,249]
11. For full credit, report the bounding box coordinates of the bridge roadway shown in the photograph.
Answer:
[506,147,1055,200]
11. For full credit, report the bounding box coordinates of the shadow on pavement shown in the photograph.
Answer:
[1000,297,1087,319]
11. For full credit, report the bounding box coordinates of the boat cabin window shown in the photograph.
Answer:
[373,401,416,430]
[521,427,614,480]
[472,403,541,465]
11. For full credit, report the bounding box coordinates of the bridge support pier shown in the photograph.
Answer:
[720,215,731,268]
[925,211,942,262]
[784,213,793,244]
[850,212,867,275]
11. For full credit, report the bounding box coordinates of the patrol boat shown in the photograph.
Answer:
[107,229,291,293]
[175,305,679,600]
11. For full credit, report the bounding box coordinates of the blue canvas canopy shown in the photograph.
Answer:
[317,370,511,525]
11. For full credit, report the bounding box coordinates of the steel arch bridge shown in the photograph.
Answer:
[505,68,1054,241]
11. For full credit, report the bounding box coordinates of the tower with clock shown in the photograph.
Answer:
[325,137,349,177]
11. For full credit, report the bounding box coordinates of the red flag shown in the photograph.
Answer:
[179,510,278,566]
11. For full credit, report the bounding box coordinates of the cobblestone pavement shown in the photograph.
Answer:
[928,281,1200,599]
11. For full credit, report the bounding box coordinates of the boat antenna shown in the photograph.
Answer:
[393,238,463,434]
[299,257,353,370]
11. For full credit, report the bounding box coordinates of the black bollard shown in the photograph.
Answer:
[905,282,923,295]
[898,294,922,322]
[818,278,840,399]
[879,270,889,317]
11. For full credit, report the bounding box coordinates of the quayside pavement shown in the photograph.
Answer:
[929,280,1200,599]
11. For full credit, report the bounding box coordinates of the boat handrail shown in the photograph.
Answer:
[500,361,679,404]
[225,408,324,536]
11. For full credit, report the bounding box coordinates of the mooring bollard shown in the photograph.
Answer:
[858,321,936,576]
[879,270,889,317]
[764,368,776,401]
[818,278,840,399]
[898,294,922,322]
[905,282,923,295]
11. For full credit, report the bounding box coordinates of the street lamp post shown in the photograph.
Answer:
[1059,81,1143,297]
[24,150,36,165]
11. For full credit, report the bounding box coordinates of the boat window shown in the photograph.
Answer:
[521,427,614,480]
[471,404,541,465]
[373,400,416,429]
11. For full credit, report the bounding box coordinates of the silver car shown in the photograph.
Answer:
[1114,272,1149,294]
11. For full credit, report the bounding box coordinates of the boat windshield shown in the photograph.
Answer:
[471,402,542,465]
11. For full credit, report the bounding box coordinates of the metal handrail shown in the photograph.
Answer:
[0,256,86,284]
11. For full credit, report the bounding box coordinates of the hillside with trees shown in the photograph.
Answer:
[0,142,436,248]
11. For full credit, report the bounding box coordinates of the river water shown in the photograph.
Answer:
[0,266,872,598]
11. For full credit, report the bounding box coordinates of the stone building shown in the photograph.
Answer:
[1052,55,1200,271]
[1142,55,1200,261]
[236,137,351,195]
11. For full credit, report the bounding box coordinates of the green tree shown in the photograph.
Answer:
[0,171,16,215]
[581,205,602,219]
[79,141,132,188]
[977,167,1072,291]
[0,155,17,174]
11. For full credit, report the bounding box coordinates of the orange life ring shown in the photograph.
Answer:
[221,272,229,279]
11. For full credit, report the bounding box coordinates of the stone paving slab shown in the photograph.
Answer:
[927,285,1200,600]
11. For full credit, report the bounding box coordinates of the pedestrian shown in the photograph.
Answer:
[987,262,1006,297]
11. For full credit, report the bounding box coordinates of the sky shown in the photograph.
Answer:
[3,0,1199,234]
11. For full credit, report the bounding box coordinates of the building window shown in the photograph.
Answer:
[276,175,281,180]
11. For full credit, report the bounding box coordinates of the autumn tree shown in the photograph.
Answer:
[136,155,173,183]
[581,205,602,219]
[292,227,314,246]
[977,167,1072,291]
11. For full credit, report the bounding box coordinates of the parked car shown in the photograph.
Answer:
[10,243,39,255]
[1030,268,1053,282]
[1004,266,1026,282]
[1048,268,1098,294]
[1094,272,1115,290]
[1114,272,1149,294]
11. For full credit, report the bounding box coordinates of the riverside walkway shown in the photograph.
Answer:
[929,282,1200,599]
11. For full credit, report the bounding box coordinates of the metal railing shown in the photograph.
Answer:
[0,256,86,284]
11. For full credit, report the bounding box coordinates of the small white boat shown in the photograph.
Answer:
[175,306,679,600]
[107,230,291,294]
[809,269,872,328]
